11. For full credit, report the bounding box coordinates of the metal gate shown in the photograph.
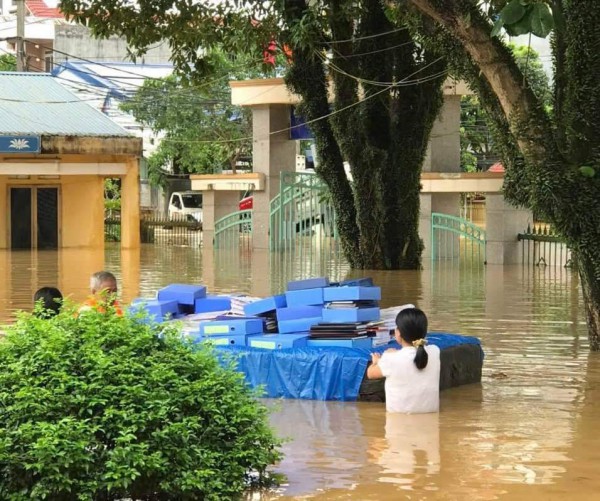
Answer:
[431,212,486,263]
[269,171,337,250]
[214,209,252,250]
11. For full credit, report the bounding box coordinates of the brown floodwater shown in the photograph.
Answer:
[2,244,598,500]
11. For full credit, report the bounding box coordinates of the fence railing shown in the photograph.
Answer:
[104,215,203,246]
[431,212,486,263]
[214,209,252,250]
[518,224,573,268]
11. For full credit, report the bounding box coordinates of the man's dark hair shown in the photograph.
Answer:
[33,287,63,318]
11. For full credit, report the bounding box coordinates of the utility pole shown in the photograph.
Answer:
[16,0,25,71]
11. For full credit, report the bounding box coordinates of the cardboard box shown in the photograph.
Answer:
[158,284,207,305]
[322,307,381,323]
[194,296,232,313]
[276,305,323,322]
[199,318,264,336]
[323,286,381,302]
[129,299,179,323]
[243,294,287,316]
[287,277,330,291]
[278,316,322,334]
[285,288,324,306]
[248,333,309,350]
[307,337,373,350]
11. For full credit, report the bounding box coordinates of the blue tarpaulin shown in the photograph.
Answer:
[214,332,481,401]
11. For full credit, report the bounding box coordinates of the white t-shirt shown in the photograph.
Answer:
[377,345,441,414]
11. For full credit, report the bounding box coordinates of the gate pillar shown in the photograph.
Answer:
[251,104,297,250]
[420,96,462,259]
[485,194,532,264]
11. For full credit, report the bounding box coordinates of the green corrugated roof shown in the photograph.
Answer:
[0,72,132,137]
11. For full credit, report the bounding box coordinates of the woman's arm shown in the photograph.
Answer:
[367,353,384,379]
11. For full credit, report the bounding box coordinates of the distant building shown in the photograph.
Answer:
[0,71,142,249]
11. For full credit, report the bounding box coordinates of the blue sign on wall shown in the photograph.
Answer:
[290,107,314,140]
[0,135,41,154]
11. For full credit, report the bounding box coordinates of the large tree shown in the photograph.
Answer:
[402,0,600,348]
[60,0,447,269]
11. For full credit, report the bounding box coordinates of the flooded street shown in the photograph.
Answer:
[1,244,597,500]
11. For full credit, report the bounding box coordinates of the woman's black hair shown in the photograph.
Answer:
[33,287,63,318]
[396,308,429,370]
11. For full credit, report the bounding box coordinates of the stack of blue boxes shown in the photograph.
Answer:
[243,277,329,350]
[129,278,383,351]
[306,278,381,349]
[129,284,232,324]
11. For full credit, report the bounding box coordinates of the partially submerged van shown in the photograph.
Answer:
[168,191,203,223]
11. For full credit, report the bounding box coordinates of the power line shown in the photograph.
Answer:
[325,26,409,45]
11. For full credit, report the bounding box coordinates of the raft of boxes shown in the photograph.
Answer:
[129,278,392,350]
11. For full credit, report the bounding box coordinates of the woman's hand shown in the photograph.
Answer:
[371,352,382,365]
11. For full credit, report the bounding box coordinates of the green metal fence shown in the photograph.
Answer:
[269,171,337,251]
[518,224,573,267]
[431,212,486,263]
[104,215,202,246]
[214,209,252,250]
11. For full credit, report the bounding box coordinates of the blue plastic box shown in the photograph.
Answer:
[276,305,323,322]
[129,299,179,323]
[194,296,232,313]
[285,288,324,306]
[197,334,248,346]
[307,337,373,350]
[199,318,264,336]
[278,316,322,334]
[339,277,374,287]
[323,286,381,302]
[322,307,381,323]
[158,284,207,305]
[248,333,309,350]
[287,277,330,291]
[244,295,287,316]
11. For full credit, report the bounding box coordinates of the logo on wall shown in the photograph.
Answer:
[0,136,41,154]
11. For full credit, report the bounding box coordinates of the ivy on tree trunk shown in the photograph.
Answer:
[408,0,600,349]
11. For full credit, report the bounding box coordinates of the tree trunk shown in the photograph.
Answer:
[408,0,600,349]
[578,254,600,350]
[282,0,361,266]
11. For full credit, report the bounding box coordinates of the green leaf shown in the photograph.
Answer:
[491,17,504,38]
[500,0,526,24]
[579,166,596,178]
[530,3,555,38]
[505,6,534,36]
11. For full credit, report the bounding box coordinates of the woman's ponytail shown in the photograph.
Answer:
[414,343,429,370]
[396,308,429,370]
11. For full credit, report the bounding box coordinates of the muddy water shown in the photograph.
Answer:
[1,245,598,500]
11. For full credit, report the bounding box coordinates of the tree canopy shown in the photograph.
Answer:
[121,51,260,185]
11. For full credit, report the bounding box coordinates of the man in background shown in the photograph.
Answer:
[79,271,122,316]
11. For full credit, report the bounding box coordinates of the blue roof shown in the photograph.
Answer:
[52,61,173,100]
[0,72,132,137]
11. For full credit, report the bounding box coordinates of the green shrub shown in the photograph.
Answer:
[0,305,281,500]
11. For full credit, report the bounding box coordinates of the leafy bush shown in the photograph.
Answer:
[0,305,281,500]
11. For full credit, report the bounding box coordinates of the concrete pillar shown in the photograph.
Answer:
[252,104,297,250]
[426,95,461,173]
[421,96,462,259]
[485,193,532,264]
[201,191,241,247]
[120,159,141,249]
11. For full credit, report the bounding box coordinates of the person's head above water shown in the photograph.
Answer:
[90,271,118,296]
[395,307,429,370]
[33,287,63,318]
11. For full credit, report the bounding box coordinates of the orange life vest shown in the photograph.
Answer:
[79,296,123,317]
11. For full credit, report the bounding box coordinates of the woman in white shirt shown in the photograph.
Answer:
[367,308,440,414]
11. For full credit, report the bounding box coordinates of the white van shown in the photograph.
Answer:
[168,191,203,223]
